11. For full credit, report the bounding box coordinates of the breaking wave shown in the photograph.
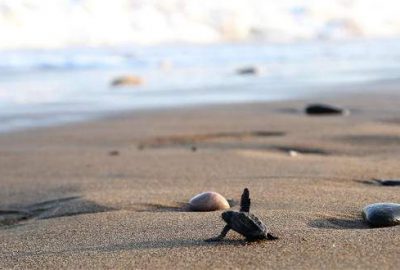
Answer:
[1,0,400,49]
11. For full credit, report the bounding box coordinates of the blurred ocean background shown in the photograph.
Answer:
[1,0,400,132]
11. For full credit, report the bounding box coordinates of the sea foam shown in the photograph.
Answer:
[1,0,400,49]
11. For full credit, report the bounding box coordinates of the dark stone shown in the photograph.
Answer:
[373,179,400,186]
[305,104,348,115]
[362,203,400,227]
[236,66,260,75]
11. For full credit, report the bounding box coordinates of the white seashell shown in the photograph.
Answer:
[189,191,230,211]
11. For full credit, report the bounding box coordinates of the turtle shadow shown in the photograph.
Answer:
[308,218,369,230]
[110,238,246,250]
[135,200,238,212]
[1,239,247,258]
[0,196,116,229]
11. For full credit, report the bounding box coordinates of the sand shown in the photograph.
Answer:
[0,86,400,269]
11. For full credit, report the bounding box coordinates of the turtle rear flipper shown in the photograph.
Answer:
[240,188,251,212]
[266,233,279,240]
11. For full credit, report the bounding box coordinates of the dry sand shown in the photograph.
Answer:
[0,87,399,269]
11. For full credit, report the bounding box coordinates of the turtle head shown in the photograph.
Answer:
[221,211,234,223]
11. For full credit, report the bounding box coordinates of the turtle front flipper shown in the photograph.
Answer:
[205,225,231,242]
[266,232,279,240]
[239,188,251,212]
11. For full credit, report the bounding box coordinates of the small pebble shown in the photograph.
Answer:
[236,66,261,75]
[289,150,299,157]
[362,203,400,227]
[111,75,143,87]
[305,104,349,116]
[109,150,119,156]
[189,192,230,212]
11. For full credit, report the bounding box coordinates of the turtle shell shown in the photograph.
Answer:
[228,211,267,239]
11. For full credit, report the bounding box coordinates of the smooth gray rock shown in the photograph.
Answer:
[362,203,400,227]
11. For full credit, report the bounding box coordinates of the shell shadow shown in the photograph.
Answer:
[135,203,190,212]
[136,199,238,212]
[309,218,369,230]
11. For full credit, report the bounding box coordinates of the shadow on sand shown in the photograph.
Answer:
[135,199,238,212]
[308,218,369,230]
[0,238,248,258]
[0,196,115,228]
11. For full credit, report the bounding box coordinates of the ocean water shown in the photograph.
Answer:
[2,1,400,132]
[1,39,400,133]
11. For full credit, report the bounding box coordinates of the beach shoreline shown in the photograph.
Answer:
[0,85,399,269]
[2,76,400,136]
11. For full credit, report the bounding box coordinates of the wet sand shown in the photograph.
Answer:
[0,87,400,269]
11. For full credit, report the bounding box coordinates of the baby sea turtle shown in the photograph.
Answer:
[205,188,278,242]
